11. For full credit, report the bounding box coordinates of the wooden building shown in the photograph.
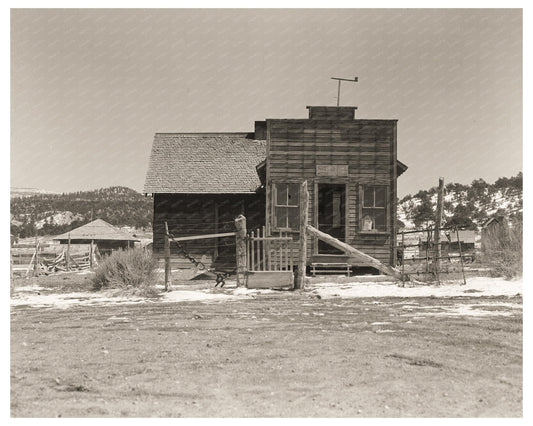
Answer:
[144,106,408,272]
[53,219,139,256]
[143,133,266,269]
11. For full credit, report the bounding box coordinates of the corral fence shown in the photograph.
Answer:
[396,226,477,282]
[10,241,99,278]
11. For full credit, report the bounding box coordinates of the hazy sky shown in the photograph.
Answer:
[10,8,522,197]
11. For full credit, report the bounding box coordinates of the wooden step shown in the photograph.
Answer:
[310,262,351,277]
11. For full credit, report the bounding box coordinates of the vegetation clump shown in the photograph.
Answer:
[481,218,522,280]
[92,248,159,296]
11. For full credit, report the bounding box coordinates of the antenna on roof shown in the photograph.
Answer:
[331,76,358,107]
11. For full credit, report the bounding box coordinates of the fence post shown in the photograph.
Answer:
[433,177,445,284]
[235,214,247,287]
[296,181,309,289]
[456,227,467,285]
[90,240,94,269]
[66,233,71,271]
[164,221,171,291]
[33,236,39,277]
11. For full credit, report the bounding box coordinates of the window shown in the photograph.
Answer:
[274,183,300,229]
[360,185,388,232]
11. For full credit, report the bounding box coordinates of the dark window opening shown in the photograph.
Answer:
[274,183,300,230]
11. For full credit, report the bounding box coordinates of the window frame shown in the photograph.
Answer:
[272,182,300,231]
[358,184,390,234]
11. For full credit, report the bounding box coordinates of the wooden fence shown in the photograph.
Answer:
[11,242,98,278]
[246,227,293,272]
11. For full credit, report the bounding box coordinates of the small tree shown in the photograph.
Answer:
[446,203,476,230]
[412,197,434,228]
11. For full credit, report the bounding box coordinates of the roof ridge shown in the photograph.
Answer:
[155,132,251,137]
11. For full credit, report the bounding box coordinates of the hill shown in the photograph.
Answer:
[398,172,522,230]
[10,187,58,198]
[10,186,153,238]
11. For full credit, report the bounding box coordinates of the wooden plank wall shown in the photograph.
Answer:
[152,193,265,268]
[266,118,397,265]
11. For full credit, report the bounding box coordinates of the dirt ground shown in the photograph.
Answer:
[10,275,522,418]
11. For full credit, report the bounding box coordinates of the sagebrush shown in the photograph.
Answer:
[481,219,522,279]
[92,248,159,295]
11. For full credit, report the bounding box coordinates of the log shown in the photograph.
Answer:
[306,225,406,281]
[295,181,309,289]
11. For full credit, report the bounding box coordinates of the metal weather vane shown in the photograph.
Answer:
[331,76,358,106]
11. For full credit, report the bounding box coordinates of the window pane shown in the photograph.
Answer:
[287,207,299,229]
[364,187,374,207]
[275,207,287,228]
[361,209,374,231]
[374,210,386,231]
[375,186,386,208]
[287,183,299,206]
[276,184,287,205]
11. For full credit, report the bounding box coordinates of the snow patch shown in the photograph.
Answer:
[309,277,522,299]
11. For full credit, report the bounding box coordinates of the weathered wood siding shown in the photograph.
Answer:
[153,193,264,269]
[266,117,398,265]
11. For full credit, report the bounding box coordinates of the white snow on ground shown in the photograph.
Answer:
[408,302,520,317]
[10,277,522,310]
[161,290,240,302]
[10,291,146,309]
[308,277,522,299]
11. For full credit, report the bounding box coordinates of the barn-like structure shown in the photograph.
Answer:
[144,105,408,273]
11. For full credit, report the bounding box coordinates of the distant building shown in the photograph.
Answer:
[53,219,139,256]
[481,216,509,252]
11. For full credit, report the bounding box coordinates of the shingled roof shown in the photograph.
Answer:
[143,133,266,194]
[53,219,139,242]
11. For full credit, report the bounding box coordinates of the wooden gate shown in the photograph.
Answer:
[245,226,294,288]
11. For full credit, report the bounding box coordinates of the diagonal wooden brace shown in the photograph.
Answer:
[306,225,408,281]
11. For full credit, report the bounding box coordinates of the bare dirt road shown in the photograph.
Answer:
[10,282,522,417]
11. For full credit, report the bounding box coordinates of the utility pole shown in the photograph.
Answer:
[331,76,358,106]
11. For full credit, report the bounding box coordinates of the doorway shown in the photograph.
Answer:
[317,183,346,254]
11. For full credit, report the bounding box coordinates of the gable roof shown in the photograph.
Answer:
[53,219,139,242]
[144,133,266,194]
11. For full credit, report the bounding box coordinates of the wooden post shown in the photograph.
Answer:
[164,221,171,291]
[296,181,309,289]
[235,214,247,287]
[66,233,71,272]
[401,231,405,283]
[214,202,219,260]
[33,236,39,277]
[89,240,94,269]
[456,227,467,286]
[433,178,445,284]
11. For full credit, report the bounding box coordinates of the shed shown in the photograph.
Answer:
[53,219,139,256]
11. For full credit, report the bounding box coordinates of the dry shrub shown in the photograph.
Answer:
[92,248,159,296]
[481,219,522,279]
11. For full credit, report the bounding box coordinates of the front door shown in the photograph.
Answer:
[317,184,346,254]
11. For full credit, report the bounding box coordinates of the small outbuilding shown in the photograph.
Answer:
[53,219,140,256]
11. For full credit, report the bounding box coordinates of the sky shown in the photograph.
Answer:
[10,8,523,197]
